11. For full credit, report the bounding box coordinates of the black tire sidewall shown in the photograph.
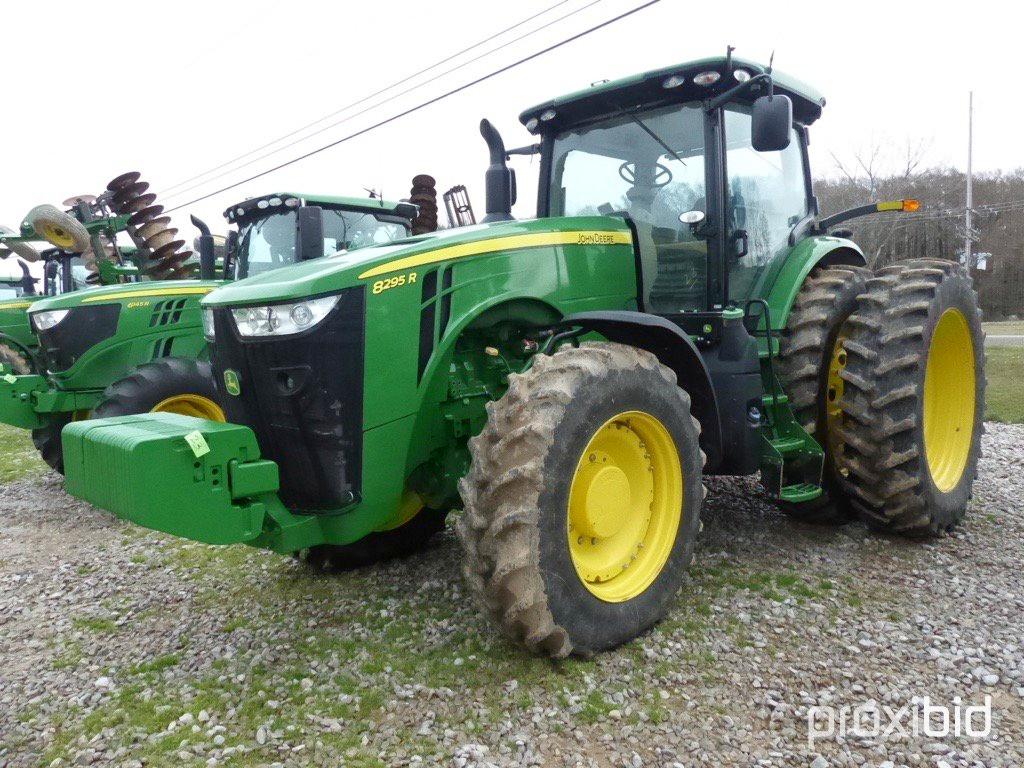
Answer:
[535,365,703,654]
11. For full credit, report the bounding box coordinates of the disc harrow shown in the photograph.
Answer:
[107,172,195,279]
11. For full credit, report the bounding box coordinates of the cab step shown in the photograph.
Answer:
[780,483,823,504]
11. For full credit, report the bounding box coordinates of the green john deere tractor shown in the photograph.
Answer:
[2,190,415,472]
[63,56,985,656]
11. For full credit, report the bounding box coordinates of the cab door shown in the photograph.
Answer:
[720,106,812,305]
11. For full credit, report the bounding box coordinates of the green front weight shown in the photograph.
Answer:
[0,375,50,429]
[63,413,279,546]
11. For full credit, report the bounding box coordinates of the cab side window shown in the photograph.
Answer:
[724,108,809,302]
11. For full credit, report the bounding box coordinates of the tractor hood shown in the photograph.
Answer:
[201,217,628,307]
[27,280,222,313]
[0,296,38,315]
[0,296,39,333]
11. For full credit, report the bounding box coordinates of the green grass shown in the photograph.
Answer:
[71,616,118,635]
[983,320,1024,336]
[985,347,1024,424]
[0,422,46,483]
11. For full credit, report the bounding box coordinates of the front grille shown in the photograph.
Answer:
[37,304,121,372]
[210,287,365,511]
[150,298,188,327]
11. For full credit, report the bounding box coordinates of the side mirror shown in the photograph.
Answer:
[751,94,793,152]
[395,202,419,227]
[296,206,324,261]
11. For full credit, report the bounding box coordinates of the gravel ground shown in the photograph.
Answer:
[1,424,1022,768]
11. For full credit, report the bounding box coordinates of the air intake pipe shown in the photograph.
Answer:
[479,119,516,223]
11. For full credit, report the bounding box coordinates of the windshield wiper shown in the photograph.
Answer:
[614,105,686,166]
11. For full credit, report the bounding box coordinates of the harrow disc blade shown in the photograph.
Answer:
[149,248,193,280]
[111,182,152,209]
[144,228,179,251]
[107,171,142,192]
[128,204,165,228]
[62,194,97,207]
[136,216,172,240]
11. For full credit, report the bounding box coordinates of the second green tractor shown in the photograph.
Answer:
[2,183,416,473]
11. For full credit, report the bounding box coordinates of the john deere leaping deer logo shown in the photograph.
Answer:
[223,369,241,397]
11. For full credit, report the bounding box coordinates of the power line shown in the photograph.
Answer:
[165,0,661,213]
[159,0,577,197]
[163,0,606,203]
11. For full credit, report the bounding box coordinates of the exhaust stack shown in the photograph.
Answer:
[479,119,515,223]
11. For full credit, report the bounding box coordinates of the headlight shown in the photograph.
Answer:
[32,309,70,332]
[230,294,340,337]
[202,308,216,341]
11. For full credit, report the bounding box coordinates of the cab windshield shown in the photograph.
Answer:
[44,258,91,296]
[235,208,408,279]
[549,104,709,312]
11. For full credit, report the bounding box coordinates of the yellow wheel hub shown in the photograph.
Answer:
[151,394,226,422]
[923,308,975,492]
[41,223,76,250]
[825,333,849,471]
[567,410,683,603]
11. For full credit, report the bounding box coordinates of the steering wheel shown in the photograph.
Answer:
[618,161,672,188]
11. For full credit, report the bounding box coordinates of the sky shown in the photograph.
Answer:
[1,0,1019,240]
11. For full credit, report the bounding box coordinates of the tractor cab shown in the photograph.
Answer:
[519,56,824,323]
[222,193,417,281]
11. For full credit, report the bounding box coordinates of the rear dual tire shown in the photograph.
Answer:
[776,265,872,524]
[837,259,985,535]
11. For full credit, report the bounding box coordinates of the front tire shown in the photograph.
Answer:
[32,414,73,474]
[38,358,224,475]
[457,342,705,657]
[92,358,225,421]
[0,342,32,375]
[837,259,985,536]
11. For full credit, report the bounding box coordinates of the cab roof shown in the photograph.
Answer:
[519,56,826,132]
[223,193,415,225]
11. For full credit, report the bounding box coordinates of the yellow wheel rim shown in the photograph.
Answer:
[824,333,849,470]
[151,394,226,422]
[567,410,683,603]
[377,490,424,532]
[41,223,77,250]
[923,308,975,492]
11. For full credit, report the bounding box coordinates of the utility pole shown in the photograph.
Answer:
[965,90,974,271]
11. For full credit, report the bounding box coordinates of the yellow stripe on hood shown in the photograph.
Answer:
[81,286,215,303]
[358,230,633,280]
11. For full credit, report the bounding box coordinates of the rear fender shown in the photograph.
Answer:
[764,236,866,330]
[553,311,723,470]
